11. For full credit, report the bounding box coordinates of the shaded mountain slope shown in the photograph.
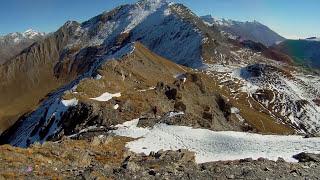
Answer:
[229,39,294,65]
[274,39,320,70]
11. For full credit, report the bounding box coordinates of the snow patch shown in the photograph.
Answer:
[231,107,240,114]
[138,87,155,92]
[124,0,167,33]
[206,64,239,73]
[61,98,78,107]
[306,37,320,42]
[90,92,121,102]
[174,73,187,83]
[23,29,45,39]
[163,8,171,16]
[114,104,119,110]
[94,74,102,80]
[112,119,320,164]
[113,119,150,138]
[168,111,184,118]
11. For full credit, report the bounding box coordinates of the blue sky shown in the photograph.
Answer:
[0,0,319,39]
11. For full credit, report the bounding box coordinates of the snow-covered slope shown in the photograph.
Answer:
[235,65,320,133]
[201,15,285,46]
[113,119,320,163]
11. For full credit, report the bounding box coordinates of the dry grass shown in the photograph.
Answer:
[0,136,132,178]
[75,43,187,98]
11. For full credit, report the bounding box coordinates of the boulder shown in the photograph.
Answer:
[293,152,320,162]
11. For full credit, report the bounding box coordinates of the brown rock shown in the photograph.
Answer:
[174,101,187,112]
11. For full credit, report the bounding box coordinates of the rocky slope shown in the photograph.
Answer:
[201,15,285,46]
[0,42,248,147]
[0,29,45,64]
[1,134,320,179]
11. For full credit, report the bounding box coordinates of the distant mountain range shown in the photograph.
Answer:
[306,37,320,41]
[274,39,320,69]
[0,29,45,64]
[200,15,320,70]
[201,15,286,47]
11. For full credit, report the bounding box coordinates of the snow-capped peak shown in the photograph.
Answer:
[22,29,45,39]
[201,15,235,27]
[137,0,168,5]
[201,15,265,28]
[79,0,176,47]
[0,29,45,44]
[123,0,170,33]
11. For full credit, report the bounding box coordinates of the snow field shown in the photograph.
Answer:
[112,119,320,164]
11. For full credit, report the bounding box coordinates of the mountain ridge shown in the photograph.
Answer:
[201,14,285,46]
